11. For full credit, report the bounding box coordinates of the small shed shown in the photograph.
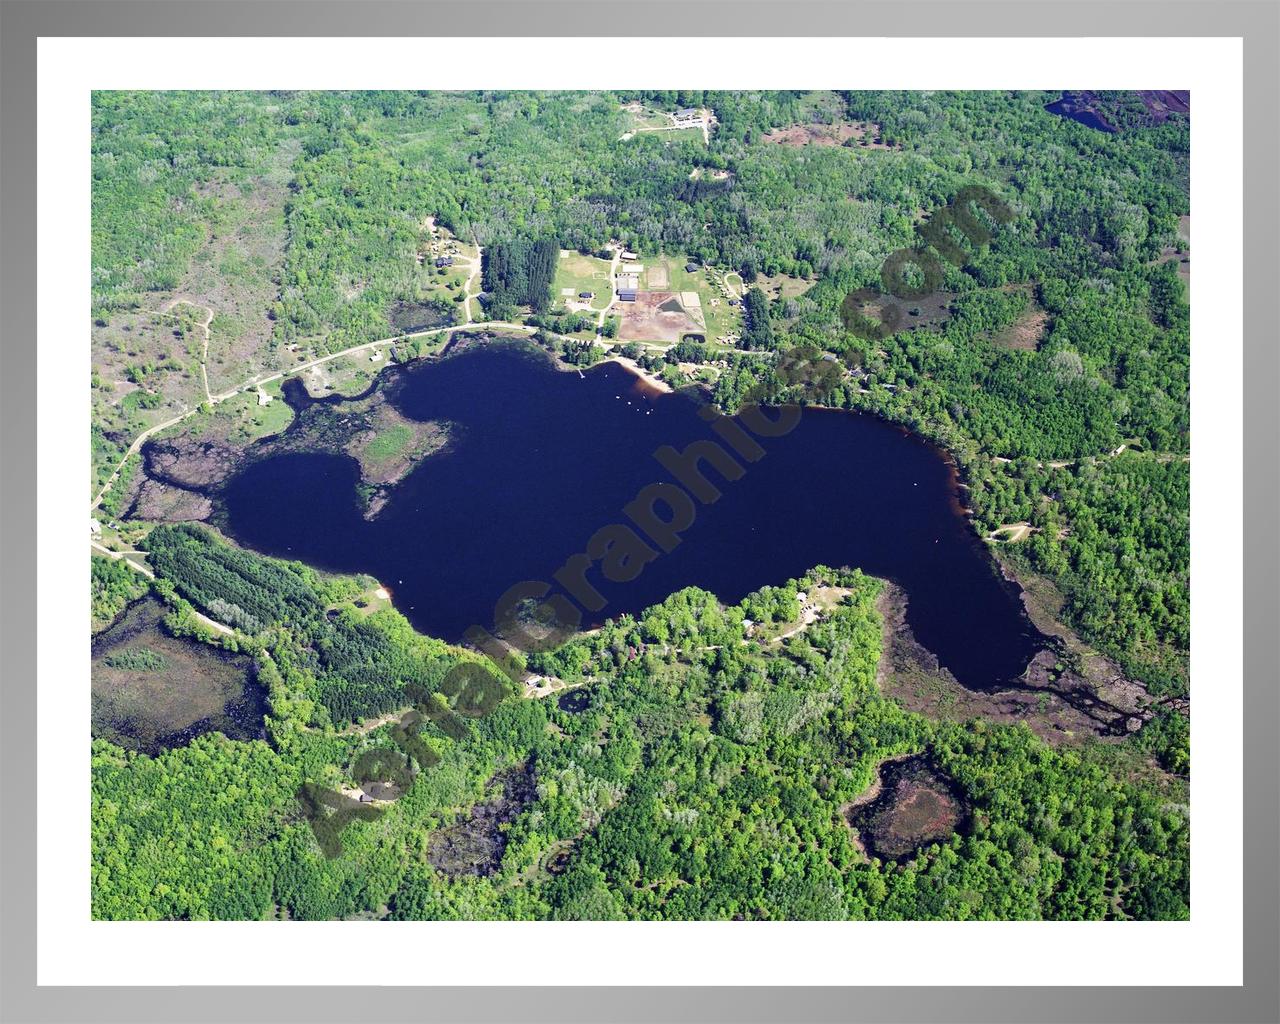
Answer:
[685,262,700,273]
[579,291,594,299]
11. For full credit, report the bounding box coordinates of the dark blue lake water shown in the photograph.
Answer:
[219,343,1043,690]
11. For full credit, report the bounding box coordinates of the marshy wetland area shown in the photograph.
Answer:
[91,595,266,755]
[90,89,1189,923]
[844,755,969,863]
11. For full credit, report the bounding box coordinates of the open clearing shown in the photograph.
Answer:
[92,308,210,493]
[91,135,300,491]
[619,103,715,145]
[1156,214,1191,284]
[552,252,614,312]
[844,288,956,336]
[763,120,898,150]
[180,139,299,394]
[753,271,815,303]
[992,288,1050,351]
[410,220,475,315]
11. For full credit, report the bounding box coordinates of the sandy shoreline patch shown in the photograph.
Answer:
[603,356,674,394]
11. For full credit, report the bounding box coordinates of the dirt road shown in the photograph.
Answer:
[459,241,484,323]
[598,246,622,331]
[91,317,537,513]
[90,540,234,635]
[144,299,216,402]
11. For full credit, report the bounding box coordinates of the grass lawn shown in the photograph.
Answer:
[293,353,383,397]
[553,252,614,311]
[621,104,671,131]
[416,263,469,306]
[652,126,705,145]
[180,382,295,446]
[345,579,395,619]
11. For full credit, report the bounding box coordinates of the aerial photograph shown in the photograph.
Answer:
[89,89,1190,922]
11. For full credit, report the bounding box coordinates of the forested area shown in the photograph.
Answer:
[141,525,472,724]
[91,555,149,630]
[972,453,1190,697]
[91,90,1192,922]
[740,287,775,350]
[480,238,559,319]
[92,91,282,309]
[93,560,1188,921]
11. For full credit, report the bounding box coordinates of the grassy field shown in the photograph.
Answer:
[214,383,294,443]
[345,405,450,491]
[364,423,413,462]
[653,126,706,145]
[620,103,671,132]
[553,252,614,311]
[295,352,386,398]
[160,378,294,449]
[344,579,395,619]
[90,132,301,490]
[414,265,469,307]
[182,138,299,393]
[991,287,1050,351]
[754,271,816,302]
